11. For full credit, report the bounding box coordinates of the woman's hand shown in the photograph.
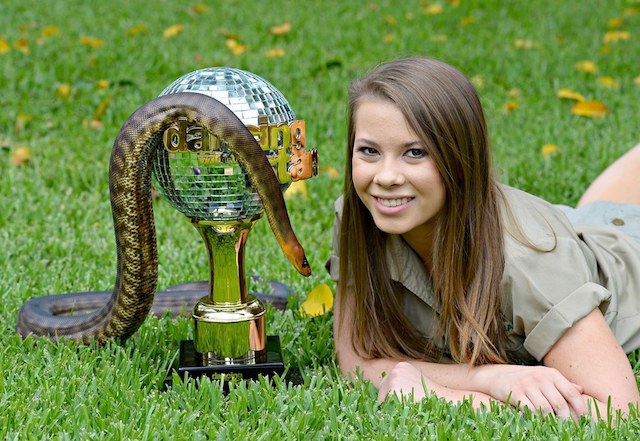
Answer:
[476,364,586,419]
[377,361,433,403]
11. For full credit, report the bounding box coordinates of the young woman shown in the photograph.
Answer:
[329,56,640,420]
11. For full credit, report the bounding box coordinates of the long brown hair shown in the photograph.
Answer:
[338,57,507,365]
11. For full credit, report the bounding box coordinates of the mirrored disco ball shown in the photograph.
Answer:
[151,67,296,222]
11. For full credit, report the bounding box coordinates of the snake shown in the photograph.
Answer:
[15,92,311,344]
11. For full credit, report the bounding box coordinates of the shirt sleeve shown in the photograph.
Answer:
[503,232,612,361]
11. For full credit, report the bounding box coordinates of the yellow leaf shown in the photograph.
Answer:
[284,180,308,199]
[603,30,630,43]
[470,75,483,88]
[15,37,30,54]
[0,38,10,54]
[384,15,397,26]
[383,33,395,42]
[79,36,103,48]
[424,3,443,14]
[557,88,585,101]
[574,60,597,74]
[56,83,71,99]
[541,144,559,159]
[265,47,285,58]
[271,22,291,36]
[634,75,640,86]
[94,96,111,120]
[430,34,448,42]
[11,146,32,166]
[15,113,32,135]
[127,24,148,37]
[608,17,625,28]
[41,26,61,37]
[192,3,208,14]
[163,24,184,38]
[225,38,247,55]
[571,100,608,117]
[97,79,109,89]
[460,16,475,25]
[503,101,518,114]
[508,88,522,97]
[513,38,539,49]
[300,283,334,317]
[598,76,619,89]
[320,166,340,178]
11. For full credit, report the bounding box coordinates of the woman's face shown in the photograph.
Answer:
[351,98,446,250]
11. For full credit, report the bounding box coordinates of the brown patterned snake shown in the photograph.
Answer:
[15,92,311,343]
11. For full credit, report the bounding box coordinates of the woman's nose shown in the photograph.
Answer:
[373,160,405,187]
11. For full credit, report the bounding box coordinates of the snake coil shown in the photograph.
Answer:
[16,92,310,343]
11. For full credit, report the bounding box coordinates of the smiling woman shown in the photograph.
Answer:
[329,56,640,421]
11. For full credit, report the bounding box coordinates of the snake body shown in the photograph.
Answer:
[16,92,310,343]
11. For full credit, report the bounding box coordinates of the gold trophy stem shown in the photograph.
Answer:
[191,216,266,364]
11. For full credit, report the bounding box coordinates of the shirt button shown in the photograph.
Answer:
[612,217,625,226]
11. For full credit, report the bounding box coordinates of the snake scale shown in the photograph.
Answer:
[15,92,311,344]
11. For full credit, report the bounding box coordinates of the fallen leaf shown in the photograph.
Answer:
[56,83,71,99]
[574,60,597,74]
[225,38,247,55]
[557,88,586,101]
[163,24,184,38]
[192,3,208,14]
[424,3,443,14]
[0,38,10,54]
[541,144,559,159]
[598,76,619,89]
[40,26,61,37]
[321,166,340,178]
[271,22,291,36]
[300,283,334,317]
[384,15,397,26]
[603,30,630,43]
[284,180,307,199]
[15,37,30,54]
[571,100,608,117]
[608,17,625,28]
[79,36,103,48]
[383,33,395,42]
[97,79,109,89]
[503,101,518,114]
[11,146,32,166]
[634,75,640,85]
[127,24,147,37]
[94,96,111,120]
[265,47,285,58]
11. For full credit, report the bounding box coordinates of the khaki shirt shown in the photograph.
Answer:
[328,185,640,364]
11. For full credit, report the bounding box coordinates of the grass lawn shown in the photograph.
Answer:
[2,0,640,439]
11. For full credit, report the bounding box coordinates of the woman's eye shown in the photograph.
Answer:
[406,148,426,158]
[357,146,378,156]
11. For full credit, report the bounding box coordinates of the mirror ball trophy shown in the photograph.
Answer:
[153,67,317,382]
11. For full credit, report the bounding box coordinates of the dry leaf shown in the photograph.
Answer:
[321,166,340,178]
[503,101,518,114]
[94,96,111,120]
[571,100,608,117]
[265,47,285,58]
[163,24,184,38]
[192,4,208,14]
[15,37,30,54]
[300,283,334,317]
[284,180,308,199]
[41,26,61,37]
[56,83,71,99]
[603,30,630,43]
[608,17,625,28]
[225,38,247,55]
[598,76,619,89]
[11,146,32,166]
[557,88,586,101]
[541,144,559,159]
[127,24,148,37]
[0,38,10,54]
[79,36,103,48]
[574,60,597,74]
[271,22,291,36]
[384,15,397,26]
[97,79,109,90]
[424,3,443,14]
[383,33,395,42]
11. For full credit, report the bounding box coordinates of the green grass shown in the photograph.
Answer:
[1,0,640,439]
